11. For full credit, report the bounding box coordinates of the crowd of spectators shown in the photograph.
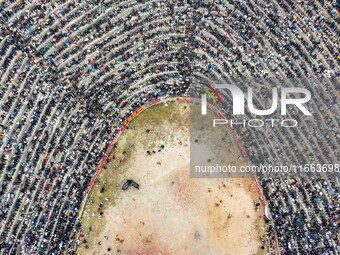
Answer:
[0,0,338,254]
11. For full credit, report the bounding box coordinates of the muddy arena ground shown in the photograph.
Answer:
[76,101,266,255]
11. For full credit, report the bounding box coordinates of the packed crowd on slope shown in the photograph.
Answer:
[0,0,339,254]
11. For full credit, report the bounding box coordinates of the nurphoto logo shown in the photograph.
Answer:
[200,84,312,128]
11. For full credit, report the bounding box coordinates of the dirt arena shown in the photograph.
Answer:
[77,101,266,255]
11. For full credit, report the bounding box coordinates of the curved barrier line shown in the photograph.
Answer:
[202,83,223,106]
[203,88,217,105]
